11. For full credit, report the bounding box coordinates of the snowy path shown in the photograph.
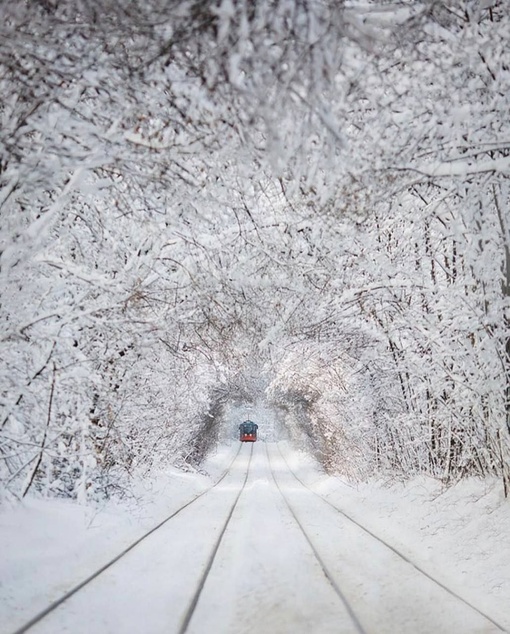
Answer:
[5,442,507,634]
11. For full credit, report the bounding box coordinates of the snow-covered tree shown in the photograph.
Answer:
[1,0,509,501]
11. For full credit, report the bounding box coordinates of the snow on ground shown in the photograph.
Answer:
[283,442,510,631]
[0,443,239,634]
[1,440,509,634]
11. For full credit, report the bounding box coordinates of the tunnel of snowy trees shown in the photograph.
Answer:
[1,0,509,503]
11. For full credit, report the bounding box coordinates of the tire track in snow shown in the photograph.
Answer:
[10,443,245,634]
[274,442,508,633]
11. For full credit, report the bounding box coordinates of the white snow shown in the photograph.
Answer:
[1,441,509,634]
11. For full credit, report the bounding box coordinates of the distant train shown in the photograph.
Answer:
[239,420,258,442]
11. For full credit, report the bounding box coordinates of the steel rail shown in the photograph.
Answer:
[275,442,508,633]
[178,442,254,634]
[10,443,245,634]
[265,442,367,634]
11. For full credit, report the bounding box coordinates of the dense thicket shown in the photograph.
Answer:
[1,0,509,502]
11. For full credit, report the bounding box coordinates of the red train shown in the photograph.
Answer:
[239,420,258,442]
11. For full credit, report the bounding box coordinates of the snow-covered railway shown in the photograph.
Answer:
[269,444,506,634]
[8,441,507,634]
[9,445,249,634]
[182,442,364,634]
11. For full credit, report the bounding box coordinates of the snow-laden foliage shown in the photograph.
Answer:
[267,337,375,479]
[1,0,509,502]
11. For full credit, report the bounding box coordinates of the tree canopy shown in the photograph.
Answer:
[1,0,509,501]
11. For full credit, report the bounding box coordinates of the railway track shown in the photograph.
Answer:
[184,442,364,634]
[177,444,254,633]
[265,442,367,634]
[9,443,250,634]
[269,442,508,634]
[8,440,507,634]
